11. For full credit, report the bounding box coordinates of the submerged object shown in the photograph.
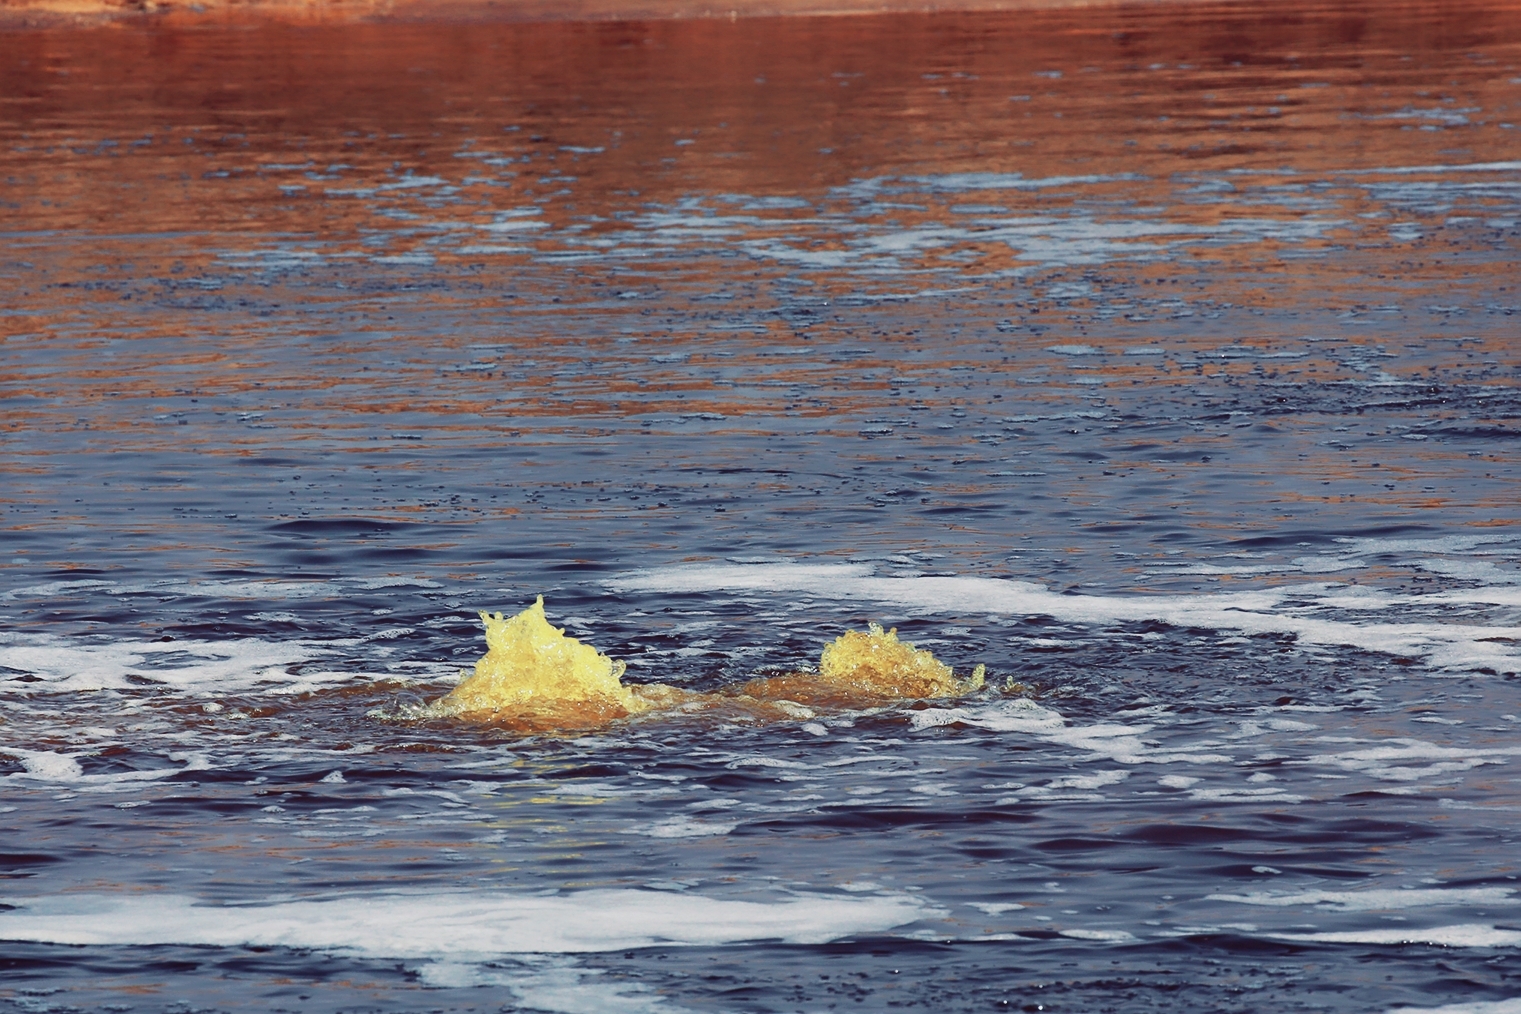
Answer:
[423,596,675,729]
[736,623,985,707]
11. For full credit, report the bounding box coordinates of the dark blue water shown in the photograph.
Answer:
[3,2,1521,1011]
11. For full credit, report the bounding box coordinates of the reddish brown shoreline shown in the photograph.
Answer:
[0,0,1227,30]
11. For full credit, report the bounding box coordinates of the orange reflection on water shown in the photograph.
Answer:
[1,0,1517,580]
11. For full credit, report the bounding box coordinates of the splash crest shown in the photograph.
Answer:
[421,597,680,729]
[738,623,985,707]
[413,599,985,730]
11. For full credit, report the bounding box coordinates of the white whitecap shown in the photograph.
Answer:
[1209,887,1518,911]
[1268,924,1521,948]
[346,577,443,590]
[1305,740,1521,783]
[418,957,675,1013]
[911,699,1232,766]
[1387,998,1521,1014]
[0,748,207,790]
[1059,928,1136,942]
[0,889,931,955]
[5,750,83,781]
[637,817,737,839]
[1052,769,1129,790]
[1186,787,1306,803]
[606,563,1520,673]
[0,632,379,695]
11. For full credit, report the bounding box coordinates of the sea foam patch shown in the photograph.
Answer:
[0,632,355,694]
[417,956,676,1013]
[910,698,1233,766]
[0,889,931,956]
[0,748,208,791]
[1267,924,1521,948]
[1208,887,1519,911]
[1305,740,1521,782]
[1388,999,1521,1014]
[0,576,343,604]
[607,564,1521,673]
[909,700,1521,787]
[0,575,440,605]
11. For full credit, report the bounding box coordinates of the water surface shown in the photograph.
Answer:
[3,2,1521,1011]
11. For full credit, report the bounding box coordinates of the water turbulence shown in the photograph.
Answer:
[738,622,985,708]
[5,1,1521,1010]
[417,596,677,730]
[417,598,985,730]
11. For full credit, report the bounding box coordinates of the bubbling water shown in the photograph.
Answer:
[411,599,986,731]
[418,597,690,730]
[737,623,985,708]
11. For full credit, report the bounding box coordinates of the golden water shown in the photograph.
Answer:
[423,597,677,729]
[738,624,985,709]
[424,601,986,729]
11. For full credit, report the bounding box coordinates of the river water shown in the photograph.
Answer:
[2,1,1521,1011]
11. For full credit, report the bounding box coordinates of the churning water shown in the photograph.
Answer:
[2,1,1521,1010]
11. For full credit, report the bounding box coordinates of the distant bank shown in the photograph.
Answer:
[0,0,1214,29]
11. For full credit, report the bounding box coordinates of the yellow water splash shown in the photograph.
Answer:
[735,623,984,707]
[423,596,678,730]
[822,622,985,697]
[417,601,983,730]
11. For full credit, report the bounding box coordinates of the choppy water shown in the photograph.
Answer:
[3,1,1521,1010]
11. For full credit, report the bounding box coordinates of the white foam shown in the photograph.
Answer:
[419,957,677,1013]
[0,578,115,602]
[607,564,1521,673]
[0,574,441,604]
[0,632,367,694]
[1305,740,1521,782]
[0,748,208,791]
[1163,556,1365,577]
[1267,924,1521,948]
[636,817,737,839]
[1360,161,1521,174]
[1209,887,1518,911]
[1047,770,1129,790]
[349,577,444,590]
[1388,999,1521,1014]
[1058,928,1136,942]
[908,698,1066,735]
[909,698,1232,765]
[4,749,82,780]
[0,889,931,955]
[1334,534,1518,557]
[1416,559,1521,584]
[1185,787,1306,803]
